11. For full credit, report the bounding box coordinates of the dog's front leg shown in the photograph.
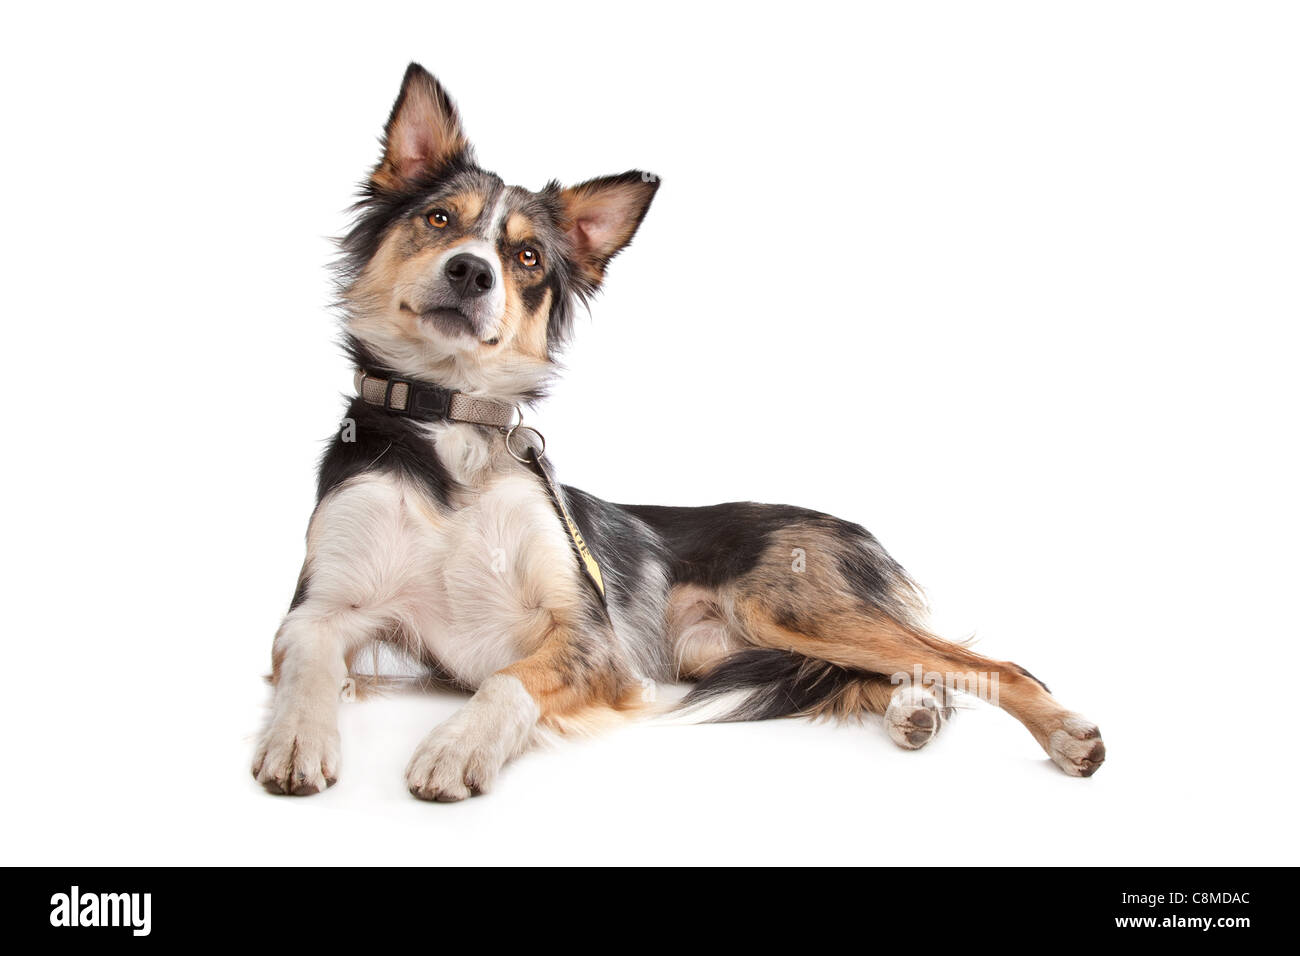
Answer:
[405,617,620,801]
[252,607,367,795]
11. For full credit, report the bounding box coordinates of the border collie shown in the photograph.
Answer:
[252,63,1105,800]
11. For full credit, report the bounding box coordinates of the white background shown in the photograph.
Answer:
[2,1,1297,866]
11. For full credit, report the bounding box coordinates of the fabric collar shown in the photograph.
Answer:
[353,369,517,430]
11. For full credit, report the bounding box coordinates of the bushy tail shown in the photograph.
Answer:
[668,648,899,724]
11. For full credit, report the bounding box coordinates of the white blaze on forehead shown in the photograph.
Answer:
[483,191,510,243]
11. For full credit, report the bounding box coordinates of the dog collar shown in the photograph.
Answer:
[354,369,517,430]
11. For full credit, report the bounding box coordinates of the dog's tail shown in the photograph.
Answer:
[659,648,902,725]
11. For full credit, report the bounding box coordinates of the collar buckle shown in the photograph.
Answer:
[406,381,449,419]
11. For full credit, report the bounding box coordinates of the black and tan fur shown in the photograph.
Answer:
[252,64,1105,801]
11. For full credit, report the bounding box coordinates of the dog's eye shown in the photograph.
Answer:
[427,209,450,229]
[518,248,539,268]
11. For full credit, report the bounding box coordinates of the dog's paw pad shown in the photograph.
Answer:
[884,684,947,751]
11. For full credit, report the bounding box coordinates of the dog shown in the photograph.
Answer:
[252,63,1106,800]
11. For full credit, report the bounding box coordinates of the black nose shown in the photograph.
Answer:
[444,253,494,298]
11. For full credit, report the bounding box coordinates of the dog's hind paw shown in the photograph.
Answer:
[1047,714,1106,777]
[251,719,340,796]
[884,683,949,750]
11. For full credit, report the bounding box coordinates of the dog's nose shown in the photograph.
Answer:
[444,253,495,298]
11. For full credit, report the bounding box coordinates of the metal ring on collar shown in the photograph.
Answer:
[505,423,546,463]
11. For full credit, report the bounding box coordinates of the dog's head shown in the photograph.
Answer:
[340,63,658,400]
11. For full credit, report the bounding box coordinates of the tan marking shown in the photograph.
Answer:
[451,190,485,224]
[808,671,897,721]
[517,286,551,360]
[485,272,551,362]
[504,211,534,245]
[501,617,631,724]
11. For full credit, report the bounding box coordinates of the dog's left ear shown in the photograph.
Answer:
[559,171,659,286]
[372,63,472,191]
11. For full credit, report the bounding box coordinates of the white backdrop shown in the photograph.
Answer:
[2,1,1296,865]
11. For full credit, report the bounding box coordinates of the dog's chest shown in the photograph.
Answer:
[314,424,584,687]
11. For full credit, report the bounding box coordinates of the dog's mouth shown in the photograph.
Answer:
[400,303,499,347]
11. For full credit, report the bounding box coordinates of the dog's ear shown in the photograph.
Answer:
[559,172,659,286]
[372,63,472,191]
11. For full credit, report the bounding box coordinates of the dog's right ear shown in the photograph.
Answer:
[371,63,472,191]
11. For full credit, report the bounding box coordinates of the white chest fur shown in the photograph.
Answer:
[303,424,586,688]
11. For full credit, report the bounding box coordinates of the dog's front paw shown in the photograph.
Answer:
[404,722,510,802]
[252,718,340,796]
[1047,713,1106,777]
[405,676,538,802]
[884,683,949,750]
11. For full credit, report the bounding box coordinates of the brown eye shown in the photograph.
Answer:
[518,248,539,268]
[427,209,450,229]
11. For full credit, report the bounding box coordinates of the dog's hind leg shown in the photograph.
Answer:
[679,513,1105,776]
[739,600,1104,776]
